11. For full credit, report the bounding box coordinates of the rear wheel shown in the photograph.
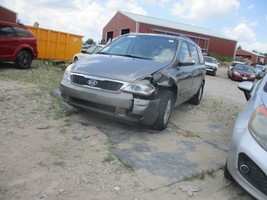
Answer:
[189,82,204,105]
[151,90,173,131]
[16,50,32,69]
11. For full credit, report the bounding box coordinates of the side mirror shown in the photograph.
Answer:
[178,58,195,66]
[81,50,86,53]
[257,71,265,79]
[238,81,253,101]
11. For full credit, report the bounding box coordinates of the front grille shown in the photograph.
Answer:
[72,74,123,91]
[71,97,116,113]
[238,153,267,196]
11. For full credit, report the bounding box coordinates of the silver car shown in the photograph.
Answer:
[60,33,206,130]
[224,74,267,200]
[204,56,219,76]
[73,44,105,62]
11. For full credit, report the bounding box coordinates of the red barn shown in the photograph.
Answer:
[102,11,237,58]
[0,6,17,23]
[236,49,266,65]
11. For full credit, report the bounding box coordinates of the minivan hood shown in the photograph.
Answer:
[71,54,170,82]
[205,61,218,68]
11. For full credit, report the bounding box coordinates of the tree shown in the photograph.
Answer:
[252,50,258,54]
[85,38,96,45]
[237,45,242,49]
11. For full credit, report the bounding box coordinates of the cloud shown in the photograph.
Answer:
[1,0,146,41]
[171,0,239,22]
[140,0,170,7]
[223,23,267,53]
[223,23,256,42]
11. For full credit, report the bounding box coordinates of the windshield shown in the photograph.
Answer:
[204,56,216,63]
[234,64,254,73]
[255,65,264,70]
[99,35,178,62]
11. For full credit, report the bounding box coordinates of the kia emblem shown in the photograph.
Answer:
[87,79,98,87]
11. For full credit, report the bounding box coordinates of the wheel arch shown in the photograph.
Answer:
[15,46,34,59]
[157,84,177,105]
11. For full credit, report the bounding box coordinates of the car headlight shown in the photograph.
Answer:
[63,64,72,81]
[123,81,155,96]
[234,71,240,76]
[248,105,267,150]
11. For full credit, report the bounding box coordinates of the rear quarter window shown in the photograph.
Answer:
[14,27,32,37]
[189,44,200,64]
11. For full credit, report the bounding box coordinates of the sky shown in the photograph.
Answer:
[1,0,267,53]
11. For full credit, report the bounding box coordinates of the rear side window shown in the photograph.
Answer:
[0,25,15,36]
[178,42,190,62]
[178,41,202,64]
[189,44,200,64]
[14,27,31,37]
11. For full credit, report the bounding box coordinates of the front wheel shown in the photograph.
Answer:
[224,161,233,180]
[151,90,173,131]
[189,82,204,105]
[16,50,32,69]
[212,69,217,76]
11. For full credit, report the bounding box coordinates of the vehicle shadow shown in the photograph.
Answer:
[0,61,17,69]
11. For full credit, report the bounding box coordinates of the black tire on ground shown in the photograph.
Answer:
[224,161,233,180]
[15,50,32,69]
[151,90,174,131]
[189,82,204,105]
[74,57,78,62]
[213,69,217,76]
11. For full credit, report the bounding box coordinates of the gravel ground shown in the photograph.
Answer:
[0,62,254,200]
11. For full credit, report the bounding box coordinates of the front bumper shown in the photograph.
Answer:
[232,74,255,81]
[227,127,267,200]
[205,68,216,72]
[60,79,160,125]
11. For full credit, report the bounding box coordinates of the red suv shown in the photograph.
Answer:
[0,21,38,69]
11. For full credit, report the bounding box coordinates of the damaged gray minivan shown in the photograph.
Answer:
[60,33,206,130]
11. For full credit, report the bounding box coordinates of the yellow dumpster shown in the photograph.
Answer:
[27,25,83,61]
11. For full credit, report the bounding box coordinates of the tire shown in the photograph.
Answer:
[212,69,217,76]
[74,57,78,62]
[189,82,204,105]
[224,161,233,180]
[151,90,174,131]
[15,50,32,69]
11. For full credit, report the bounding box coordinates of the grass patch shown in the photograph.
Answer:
[0,60,77,120]
[0,60,67,89]
[102,153,116,163]
[0,92,5,101]
[184,169,215,181]
[123,163,134,172]
[106,139,118,149]
[182,130,201,138]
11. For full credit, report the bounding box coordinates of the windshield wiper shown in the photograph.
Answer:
[97,52,111,55]
[122,54,152,60]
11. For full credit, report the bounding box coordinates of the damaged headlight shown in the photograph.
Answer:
[123,81,155,96]
[63,64,72,81]
[249,105,267,151]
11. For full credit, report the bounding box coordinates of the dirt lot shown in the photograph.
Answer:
[0,61,255,200]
